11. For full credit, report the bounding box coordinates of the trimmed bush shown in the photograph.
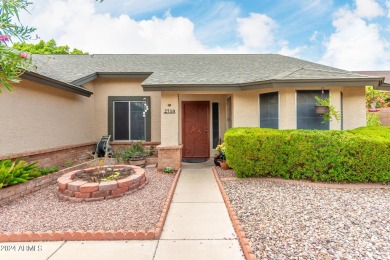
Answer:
[225,127,390,183]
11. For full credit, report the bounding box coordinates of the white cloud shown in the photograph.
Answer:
[386,0,390,17]
[19,0,300,57]
[22,0,205,54]
[278,40,302,57]
[355,0,384,19]
[236,13,276,52]
[320,1,390,70]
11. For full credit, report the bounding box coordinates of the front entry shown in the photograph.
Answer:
[182,101,210,159]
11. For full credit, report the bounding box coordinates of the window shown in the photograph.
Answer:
[226,97,232,129]
[340,91,344,130]
[297,90,329,130]
[259,92,279,129]
[108,96,151,141]
[212,102,219,148]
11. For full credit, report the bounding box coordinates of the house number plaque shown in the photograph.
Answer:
[164,109,176,114]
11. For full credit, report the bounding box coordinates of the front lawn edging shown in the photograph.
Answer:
[57,165,147,202]
[0,168,182,242]
[0,160,98,206]
[212,167,256,260]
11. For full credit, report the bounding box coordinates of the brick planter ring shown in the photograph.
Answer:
[57,165,147,202]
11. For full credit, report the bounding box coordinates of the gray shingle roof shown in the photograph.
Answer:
[29,54,385,90]
[354,71,390,84]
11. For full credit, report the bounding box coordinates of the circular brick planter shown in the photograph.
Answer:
[57,165,147,202]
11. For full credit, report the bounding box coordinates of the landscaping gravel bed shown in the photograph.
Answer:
[0,168,174,232]
[216,167,390,260]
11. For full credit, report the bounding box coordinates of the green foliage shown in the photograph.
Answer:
[101,171,120,182]
[0,0,35,92]
[114,143,148,162]
[366,112,382,127]
[1,0,98,93]
[163,167,174,174]
[366,86,389,108]
[314,96,341,123]
[0,44,32,92]
[225,127,390,183]
[0,0,36,42]
[65,160,73,167]
[12,39,88,54]
[0,159,41,189]
[38,166,59,175]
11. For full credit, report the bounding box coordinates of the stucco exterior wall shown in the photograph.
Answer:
[229,86,365,131]
[92,78,161,142]
[342,86,366,129]
[160,92,179,146]
[0,80,94,157]
[231,91,259,127]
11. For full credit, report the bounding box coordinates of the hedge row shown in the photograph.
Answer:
[224,127,390,183]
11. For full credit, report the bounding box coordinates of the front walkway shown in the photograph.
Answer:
[155,161,244,259]
[0,161,244,260]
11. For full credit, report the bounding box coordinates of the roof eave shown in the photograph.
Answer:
[142,78,384,91]
[377,82,390,91]
[72,72,153,85]
[22,71,93,97]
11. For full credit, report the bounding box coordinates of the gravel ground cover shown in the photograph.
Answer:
[0,168,174,232]
[216,167,390,260]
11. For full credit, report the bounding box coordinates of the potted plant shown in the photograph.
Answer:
[127,143,147,166]
[314,96,341,123]
[365,86,388,112]
[215,143,229,170]
[214,137,223,159]
[116,143,147,167]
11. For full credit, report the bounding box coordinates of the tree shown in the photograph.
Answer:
[1,0,102,93]
[13,39,88,54]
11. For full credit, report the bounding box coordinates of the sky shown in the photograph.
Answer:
[19,0,390,70]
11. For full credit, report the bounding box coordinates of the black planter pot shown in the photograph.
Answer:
[214,153,225,166]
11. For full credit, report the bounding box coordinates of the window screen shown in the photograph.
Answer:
[130,102,146,140]
[226,97,232,129]
[113,101,146,141]
[212,102,219,148]
[260,92,279,129]
[114,102,129,140]
[297,90,329,130]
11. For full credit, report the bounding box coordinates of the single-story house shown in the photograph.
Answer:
[1,54,389,169]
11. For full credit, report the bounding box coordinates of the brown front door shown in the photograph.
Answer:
[182,101,210,159]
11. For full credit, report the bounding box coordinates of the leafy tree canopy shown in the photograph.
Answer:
[13,39,88,54]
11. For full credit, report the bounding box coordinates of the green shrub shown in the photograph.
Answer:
[0,159,41,189]
[39,166,59,175]
[366,113,381,127]
[225,127,390,183]
[114,143,148,162]
[163,167,174,174]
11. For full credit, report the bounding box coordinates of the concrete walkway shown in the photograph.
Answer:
[0,161,244,260]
